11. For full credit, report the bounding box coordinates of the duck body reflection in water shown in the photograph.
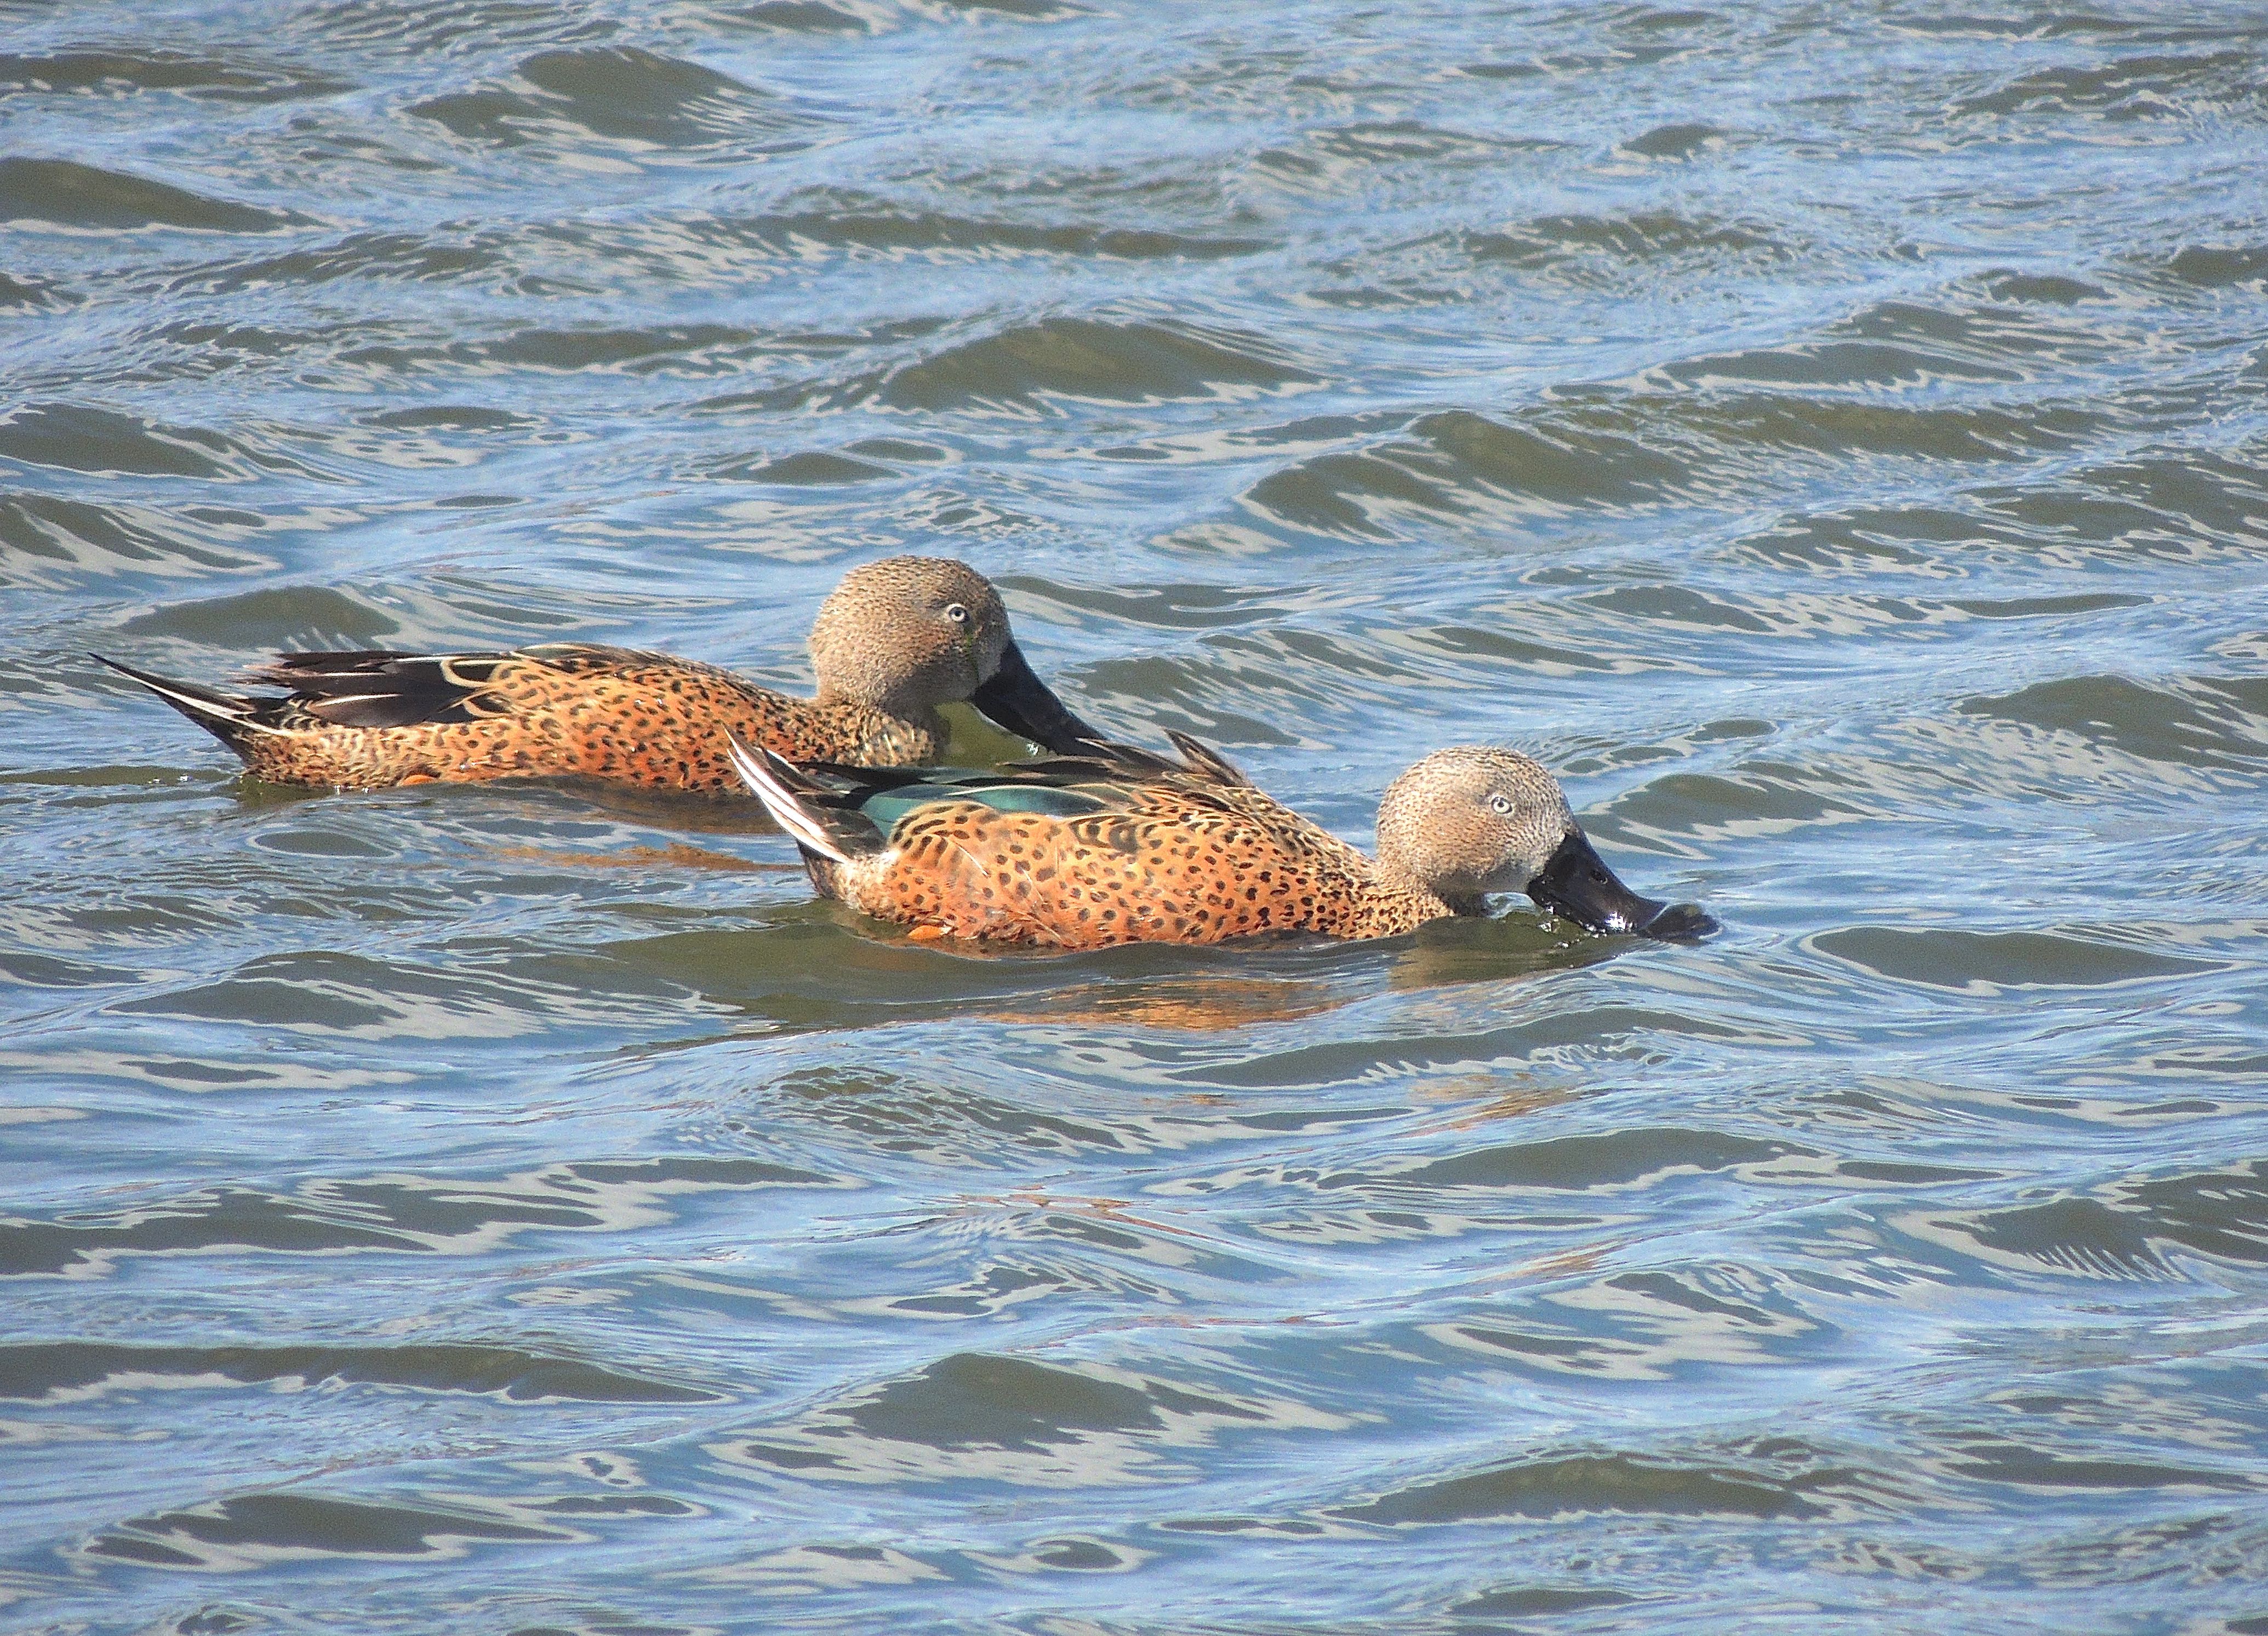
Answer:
[733,733,1713,951]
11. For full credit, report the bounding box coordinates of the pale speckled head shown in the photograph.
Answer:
[1375,746,1710,937]
[808,556,1107,752]
[1375,746,1574,909]
[806,557,1013,718]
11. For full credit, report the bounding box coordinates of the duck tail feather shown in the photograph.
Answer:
[728,737,867,866]
[90,653,282,748]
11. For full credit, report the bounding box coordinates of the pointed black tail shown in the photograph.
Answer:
[91,653,268,757]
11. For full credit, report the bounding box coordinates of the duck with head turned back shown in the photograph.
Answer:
[730,734,1713,947]
[94,556,1104,793]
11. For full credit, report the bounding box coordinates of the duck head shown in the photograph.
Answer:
[1374,746,1713,939]
[808,557,1102,752]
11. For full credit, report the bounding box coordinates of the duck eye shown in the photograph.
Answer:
[1488,793,1513,816]
[944,603,968,624]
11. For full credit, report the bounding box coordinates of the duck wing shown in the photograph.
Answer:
[247,644,659,729]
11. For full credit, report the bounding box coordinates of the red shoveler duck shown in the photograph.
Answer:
[95,557,1102,792]
[729,734,1712,947]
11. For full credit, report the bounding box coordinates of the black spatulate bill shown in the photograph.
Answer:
[968,639,1108,754]
[1526,828,1716,940]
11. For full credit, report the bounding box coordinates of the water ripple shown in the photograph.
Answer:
[8,0,2268,1631]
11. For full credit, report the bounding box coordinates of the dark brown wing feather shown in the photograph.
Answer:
[1163,729,1253,788]
[247,645,649,729]
[994,728,1253,790]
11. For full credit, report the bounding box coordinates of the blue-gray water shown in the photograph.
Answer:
[7,2,2268,1632]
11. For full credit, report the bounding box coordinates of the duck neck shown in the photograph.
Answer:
[811,695,946,763]
[1370,857,1467,919]
[816,678,939,724]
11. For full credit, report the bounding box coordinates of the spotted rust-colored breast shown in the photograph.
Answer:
[242,648,941,793]
[837,777,1446,948]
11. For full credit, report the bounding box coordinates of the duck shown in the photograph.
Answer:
[729,733,1712,947]
[93,556,1104,792]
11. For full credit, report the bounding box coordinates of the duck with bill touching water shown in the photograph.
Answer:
[732,734,1713,948]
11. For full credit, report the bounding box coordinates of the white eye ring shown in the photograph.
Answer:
[944,602,968,624]
[1488,793,1513,815]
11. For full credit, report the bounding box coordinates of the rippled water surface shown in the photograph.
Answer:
[8,1,2268,1631]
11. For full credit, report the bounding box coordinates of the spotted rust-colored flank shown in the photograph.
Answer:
[97,556,1102,793]
[856,768,1444,945]
[730,737,1685,951]
[245,646,930,793]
